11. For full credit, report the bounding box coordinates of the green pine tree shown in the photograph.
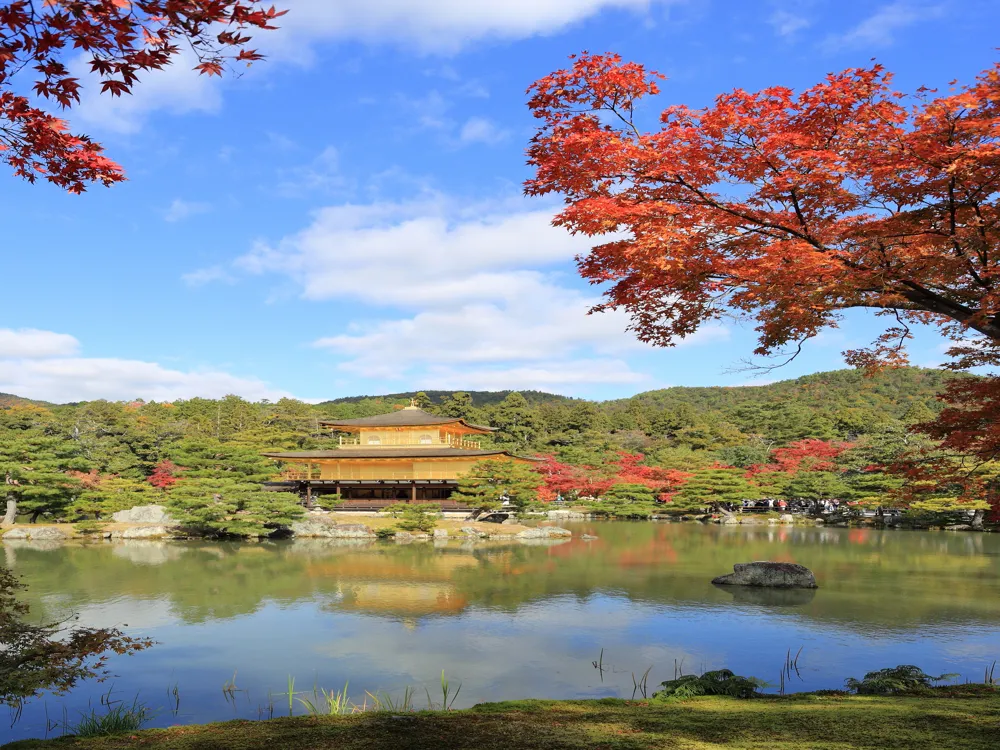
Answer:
[438,392,475,419]
[68,477,158,521]
[412,392,434,411]
[490,392,541,449]
[166,477,302,538]
[450,459,542,512]
[779,471,849,502]
[671,468,761,512]
[591,483,658,518]
[0,432,88,523]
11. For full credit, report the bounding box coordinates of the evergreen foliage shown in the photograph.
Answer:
[653,670,767,700]
[672,469,762,511]
[845,665,958,695]
[451,459,543,511]
[588,483,658,518]
[384,503,440,532]
[0,367,990,529]
[166,478,302,538]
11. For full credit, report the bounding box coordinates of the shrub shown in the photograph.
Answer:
[653,669,767,700]
[385,503,439,532]
[845,665,958,695]
[72,520,107,536]
[166,478,303,538]
[587,483,658,519]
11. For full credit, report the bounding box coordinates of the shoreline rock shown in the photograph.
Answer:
[517,526,572,540]
[290,520,375,538]
[3,526,67,541]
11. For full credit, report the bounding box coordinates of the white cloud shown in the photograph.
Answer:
[769,10,810,36]
[275,146,347,197]
[0,330,288,403]
[164,199,213,223]
[267,0,672,57]
[823,2,943,51]
[182,265,236,287]
[232,196,589,306]
[61,3,674,136]
[70,50,222,134]
[459,117,510,145]
[191,194,729,391]
[0,329,80,359]
[314,279,729,378]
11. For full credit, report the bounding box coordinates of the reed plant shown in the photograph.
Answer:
[72,697,153,737]
[297,681,352,716]
[365,686,415,713]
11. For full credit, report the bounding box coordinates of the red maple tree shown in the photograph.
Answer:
[0,1,285,192]
[750,439,852,476]
[534,452,690,501]
[147,459,180,489]
[526,54,1000,469]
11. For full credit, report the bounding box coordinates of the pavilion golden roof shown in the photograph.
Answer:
[262,448,523,460]
[319,405,495,433]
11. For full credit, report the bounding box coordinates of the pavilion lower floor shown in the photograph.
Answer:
[263,479,469,510]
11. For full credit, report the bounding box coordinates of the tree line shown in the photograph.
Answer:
[0,367,993,533]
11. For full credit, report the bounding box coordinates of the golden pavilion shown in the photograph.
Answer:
[263,404,533,509]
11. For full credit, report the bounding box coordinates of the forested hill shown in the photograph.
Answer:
[0,367,971,526]
[0,392,52,408]
[614,368,959,417]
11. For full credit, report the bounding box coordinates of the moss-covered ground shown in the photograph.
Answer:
[6,688,998,750]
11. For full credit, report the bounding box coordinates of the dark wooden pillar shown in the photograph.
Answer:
[411,483,417,503]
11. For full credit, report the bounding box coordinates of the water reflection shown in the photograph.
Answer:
[4,523,1000,742]
[712,584,817,607]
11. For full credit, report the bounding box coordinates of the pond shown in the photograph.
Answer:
[4,522,1000,741]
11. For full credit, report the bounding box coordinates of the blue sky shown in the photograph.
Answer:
[1,0,997,403]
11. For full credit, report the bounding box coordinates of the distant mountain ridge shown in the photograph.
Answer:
[0,367,968,409]
[318,390,578,407]
[0,392,53,408]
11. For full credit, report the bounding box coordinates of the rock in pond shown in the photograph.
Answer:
[711,561,817,589]
[517,526,572,540]
[547,509,588,520]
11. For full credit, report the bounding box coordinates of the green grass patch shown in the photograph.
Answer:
[70,699,154,738]
[5,688,999,749]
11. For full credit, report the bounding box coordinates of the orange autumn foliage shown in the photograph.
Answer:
[526,53,1000,470]
[0,1,285,193]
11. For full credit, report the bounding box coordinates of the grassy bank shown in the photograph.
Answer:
[6,689,999,750]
